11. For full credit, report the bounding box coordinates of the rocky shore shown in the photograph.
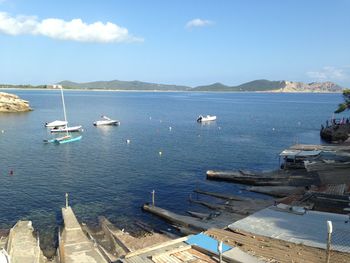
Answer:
[0,92,32,112]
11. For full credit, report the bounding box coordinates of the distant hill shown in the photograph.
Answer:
[0,79,344,92]
[192,79,343,93]
[58,80,190,91]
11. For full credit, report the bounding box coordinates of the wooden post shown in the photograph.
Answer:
[326,221,332,263]
[218,240,223,263]
[65,193,69,208]
[152,190,155,206]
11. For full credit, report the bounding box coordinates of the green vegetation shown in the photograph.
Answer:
[0,84,48,89]
[0,79,343,92]
[58,80,190,91]
[335,89,350,113]
[192,80,286,92]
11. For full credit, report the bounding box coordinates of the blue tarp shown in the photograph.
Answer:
[185,233,232,253]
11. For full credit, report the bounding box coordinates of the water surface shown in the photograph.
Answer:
[0,90,344,250]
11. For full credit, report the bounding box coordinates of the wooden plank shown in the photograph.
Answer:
[187,211,210,219]
[124,236,188,258]
[142,204,211,231]
[194,189,248,201]
[151,245,192,260]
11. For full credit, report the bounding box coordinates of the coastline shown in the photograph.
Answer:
[0,87,343,94]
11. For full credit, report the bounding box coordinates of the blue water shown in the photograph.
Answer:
[0,90,345,250]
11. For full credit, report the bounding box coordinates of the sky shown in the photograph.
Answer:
[0,0,349,87]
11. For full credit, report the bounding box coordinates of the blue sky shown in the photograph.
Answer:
[0,0,349,87]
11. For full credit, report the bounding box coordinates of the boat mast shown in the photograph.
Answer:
[59,85,69,136]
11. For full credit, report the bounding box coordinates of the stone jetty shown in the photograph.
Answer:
[3,220,48,263]
[0,92,32,112]
[59,206,109,263]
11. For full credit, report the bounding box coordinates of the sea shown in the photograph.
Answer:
[0,89,346,252]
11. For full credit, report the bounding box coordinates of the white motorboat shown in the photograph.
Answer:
[93,116,120,126]
[197,115,217,122]
[45,120,67,128]
[50,125,82,133]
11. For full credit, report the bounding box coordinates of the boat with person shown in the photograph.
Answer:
[197,115,217,122]
[44,85,82,144]
[93,116,120,126]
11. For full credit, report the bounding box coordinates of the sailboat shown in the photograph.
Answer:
[44,85,82,144]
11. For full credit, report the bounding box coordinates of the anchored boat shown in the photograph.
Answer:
[44,85,82,144]
[93,115,120,126]
[197,115,217,122]
[45,120,67,128]
[50,125,82,133]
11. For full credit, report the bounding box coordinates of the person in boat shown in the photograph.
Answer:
[197,115,203,122]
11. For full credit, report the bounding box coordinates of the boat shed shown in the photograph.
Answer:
[279,150,321,169]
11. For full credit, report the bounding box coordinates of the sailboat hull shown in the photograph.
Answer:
[50,126,82,133]
[56,135,82,144]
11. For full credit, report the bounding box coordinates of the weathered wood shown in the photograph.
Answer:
[194,189,248,201]
[99,216,132,254]
[188,198,225,210]
[206,171,287,186]
[151,245,192,261]
[158,230,180,239]
[172,225,199,236]
[187,211,210,219]
[189,198,252,216]
[124,236,188,259]
[247,186,306,197]
[142,204,212,232]
[134,220,154,234]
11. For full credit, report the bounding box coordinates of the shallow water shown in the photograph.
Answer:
[0,90,344,251]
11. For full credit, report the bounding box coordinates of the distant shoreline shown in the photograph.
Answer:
[0,87,342,94]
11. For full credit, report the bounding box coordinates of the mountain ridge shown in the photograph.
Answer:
[0,79,344,92]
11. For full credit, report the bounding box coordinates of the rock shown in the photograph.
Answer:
[0,92,32,112]
[272,81,343,93]
[320,124,350,143]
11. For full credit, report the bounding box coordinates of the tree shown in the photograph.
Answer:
[335,89,350,113]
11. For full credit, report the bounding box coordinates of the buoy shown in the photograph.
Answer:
[126,139,131,144]
[149,117,152,120]
[159,151,162,156]
[272,128,275,131]
[169,126,172,131]
[218,127,221,130]
[1,130,4,133]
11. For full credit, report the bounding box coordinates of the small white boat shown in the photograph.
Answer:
[197,115,217,122]
[93,116,120,126]
[50,125,82,133]
[45,120,67,127]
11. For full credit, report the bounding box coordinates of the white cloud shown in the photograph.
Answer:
[0,11,142,43]
[186,18,213,29]
[307,66,348,81]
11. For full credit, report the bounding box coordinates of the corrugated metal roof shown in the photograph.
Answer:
[228,206,350,253]
[280,150,321,157]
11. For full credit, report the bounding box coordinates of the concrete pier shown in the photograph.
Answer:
[6,220,47,263]
[59,206,109,263]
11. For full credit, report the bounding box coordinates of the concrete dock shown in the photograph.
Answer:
[6,220,47,263]
[59,206,109,263]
